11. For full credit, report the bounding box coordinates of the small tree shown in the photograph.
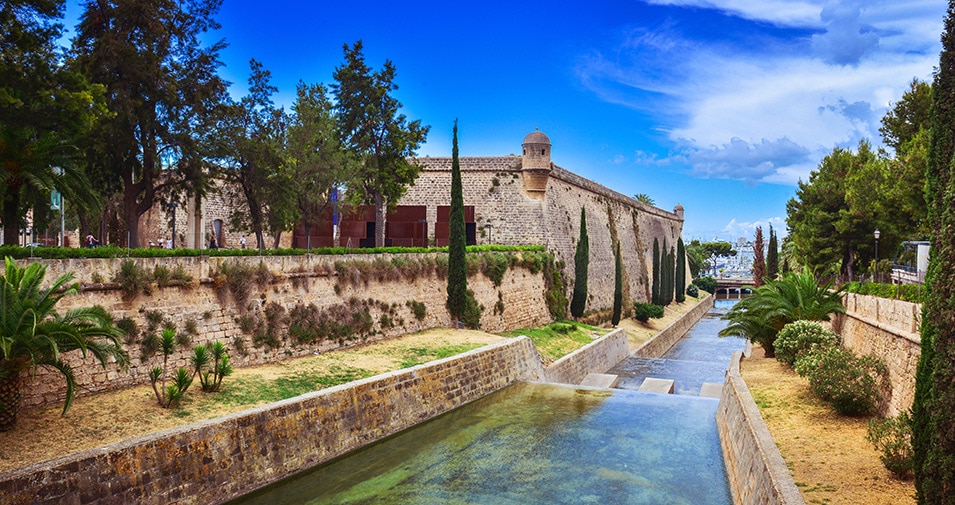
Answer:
[192,341,233,392]
[753,227,766,287]
[651,238,660,305]
[676,237,687,303]
[149,328,192,408]
[570,207,589,318]
[767,225,779,281]
[612,242,623,325]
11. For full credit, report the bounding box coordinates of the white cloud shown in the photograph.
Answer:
[578,0,946,186]
[721,216,787,239]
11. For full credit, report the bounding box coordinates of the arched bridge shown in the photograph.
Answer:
[715,277,754,298]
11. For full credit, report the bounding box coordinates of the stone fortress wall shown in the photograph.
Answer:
[402,130,685,313]
[17,254,552,410]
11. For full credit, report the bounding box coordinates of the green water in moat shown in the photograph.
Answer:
[230,382,731,505]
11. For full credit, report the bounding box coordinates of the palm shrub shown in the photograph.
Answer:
[149,328,192,408]
[720,270,845,357]
[0,258,128,431]
[774,320,841,366]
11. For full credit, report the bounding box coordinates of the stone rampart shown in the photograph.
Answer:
[632,294,716,357]
[832,293,921,416]
[717,352,804,505]
[0,338,546,505]
[543,328,630,384]
[16,254,552,410]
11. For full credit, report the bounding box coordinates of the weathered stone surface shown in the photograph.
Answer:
[579,373,620,388]
[639,378,674,394]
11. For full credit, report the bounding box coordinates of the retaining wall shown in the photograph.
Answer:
[16,254,552,410]
[632,294,716,358]
[832,293,921,416]
[717,352,804,505]
[0,337,546,505]
[543,328,630,384]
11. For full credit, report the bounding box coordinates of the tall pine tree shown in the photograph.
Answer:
[570,207,589,318]
[914,3,955,501]
[446,120,470,325]
[676,237,686,303]
[767,225,779,281]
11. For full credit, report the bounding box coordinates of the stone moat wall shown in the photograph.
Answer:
[17,254,552,410]
[832,292,922,416]
[0,338,548,505]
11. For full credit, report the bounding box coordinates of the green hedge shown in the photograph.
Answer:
[842,281,925,304]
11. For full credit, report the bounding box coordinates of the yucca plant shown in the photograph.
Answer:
[0,257,128,430]
[149,328,192,407]
[192,341,233,392]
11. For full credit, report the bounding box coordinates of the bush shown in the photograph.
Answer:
[633,302,665,322]
[113,259,151,300]
[686,284,699,298]
[794,345,887,416]
[866,412,914,479]
[774,320,841,366]
[692,276,717,294]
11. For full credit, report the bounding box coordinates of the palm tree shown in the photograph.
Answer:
[0,258,128,431]
[720,270,845,356]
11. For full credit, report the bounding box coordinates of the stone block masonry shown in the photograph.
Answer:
[0,338,547,505]
[543,328,630,384]
[15,254,552,410]
[632,294,715,358]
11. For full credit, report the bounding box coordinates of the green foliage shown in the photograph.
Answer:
[116,316,139,346]
[612,243,623,326]
[752,227,766,287]
[651,238,660,305]
[149,328,190,408]
[193,341,233,393]
[774,320,841,366]
[333,40,429,246]
[633,302,665,322]
[460,289,483,330]
[481,252,509,287]
[503,321,602,362]
[446,120,471,323]
[686,284,699,298]
[214,260,256,307]
[570,207,589,318]
[720,270,845,357]
[676,238,686,303]
[543,256,568,320]
[867,412,914,479]
[0,258,128,429]
[841,281,926,304]
[692,276,717,294]
[767,225,779,281]
[794,345,886,416]
[113,259,151,300]
[407,300,427,320]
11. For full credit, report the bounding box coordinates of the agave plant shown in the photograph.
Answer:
[720,270,846,356]
[0,258,128,431]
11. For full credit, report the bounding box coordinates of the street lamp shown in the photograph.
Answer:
[874,228,880,284]
[484,223,492,244]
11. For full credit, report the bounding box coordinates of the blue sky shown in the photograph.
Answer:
[64,0,948,242]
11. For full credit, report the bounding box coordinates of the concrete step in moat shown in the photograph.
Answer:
[699,382,723,398]
[638,377,675,394]
[580,373,620,388]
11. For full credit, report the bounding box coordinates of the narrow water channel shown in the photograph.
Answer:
[229,300,741,504]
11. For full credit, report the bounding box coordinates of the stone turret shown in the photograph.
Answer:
[521,129,552,198]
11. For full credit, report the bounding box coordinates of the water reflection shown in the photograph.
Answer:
[231,382,731,505]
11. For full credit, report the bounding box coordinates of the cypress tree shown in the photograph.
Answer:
[752,227,766,288]
[570,207,589,318]
[666,244,674,305]
[767,225,779,281]
[676,237,686,303]
[446,120,468,323]
[612,242,623,326]
[914,3,955,501]
[651,238,660,305]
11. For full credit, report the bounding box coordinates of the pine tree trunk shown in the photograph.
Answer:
[0,369,23,432]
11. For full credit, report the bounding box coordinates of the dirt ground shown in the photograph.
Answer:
[741,345,916,505]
